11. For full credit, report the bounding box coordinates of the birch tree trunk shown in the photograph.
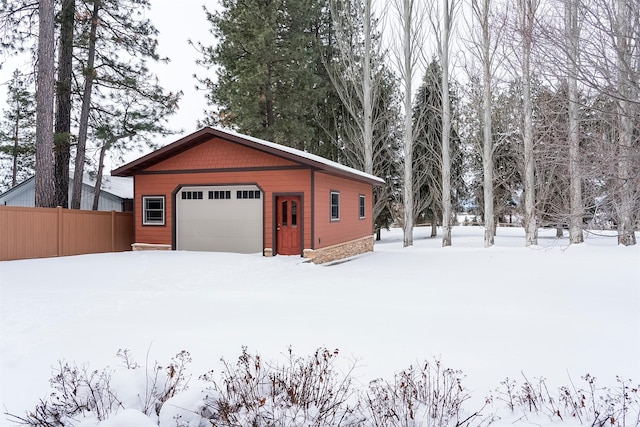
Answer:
[520,0,537,246]
[566,0,584,244]
[71,0,99,209]
[474,0,495,247]
[441,0,453,247]
[402,0,414,247]
[34,0,55,208]
[615,0,637,246]
[363,0,374,177]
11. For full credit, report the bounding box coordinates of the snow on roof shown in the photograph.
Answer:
[111,126,385,185]
[219,127,385,184]
[0,173,133,200]
[72,172,133,199]
[91,175,133,199]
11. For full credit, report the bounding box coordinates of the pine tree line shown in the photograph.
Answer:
[0,0,180,209]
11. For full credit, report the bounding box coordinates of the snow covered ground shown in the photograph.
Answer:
[1,226,638,426]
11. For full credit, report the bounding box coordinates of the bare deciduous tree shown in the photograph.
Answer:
[518,0,539,246]
[565,0,584,244]
[612,0,639,246]
[466,0,505,247]
[568,0,638,245]
[440,0,454,247]
[390,0,428,247]
[325,0,399,230]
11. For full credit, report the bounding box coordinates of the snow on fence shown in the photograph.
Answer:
[0,205,134,261]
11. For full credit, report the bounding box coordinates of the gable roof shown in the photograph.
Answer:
[111,127,385,186]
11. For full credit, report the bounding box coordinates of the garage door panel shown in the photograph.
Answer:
[177,185,263,253]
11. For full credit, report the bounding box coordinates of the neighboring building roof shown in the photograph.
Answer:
[0,173,133,201]
[111,126,385,186]
[89,175,133,199]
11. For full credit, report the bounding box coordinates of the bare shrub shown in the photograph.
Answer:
[492,373,640,427]
[134,349,192,416]
[5,361,123,426]
[199,346,361,426]
[5,350,192,426]
[361,359,480,427]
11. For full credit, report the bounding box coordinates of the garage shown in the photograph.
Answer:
[112,127,384,262]
[176,184,263,253]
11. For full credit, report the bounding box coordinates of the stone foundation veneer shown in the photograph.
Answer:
[131,243,172,251]
[303,235,374,264]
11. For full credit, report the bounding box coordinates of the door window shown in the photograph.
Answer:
[282,201,288,226]
[291,201,297,227]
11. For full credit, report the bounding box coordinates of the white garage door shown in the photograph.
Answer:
[176,185,263,253]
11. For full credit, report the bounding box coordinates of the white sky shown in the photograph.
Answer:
[144,0,219,145]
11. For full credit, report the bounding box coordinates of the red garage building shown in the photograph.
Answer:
[111,127,384,263]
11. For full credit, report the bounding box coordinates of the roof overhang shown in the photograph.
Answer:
[111,127,385,186]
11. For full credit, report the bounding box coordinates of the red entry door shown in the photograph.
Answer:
[276,196,301,255]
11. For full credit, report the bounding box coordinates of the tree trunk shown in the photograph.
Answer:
[566,0,583,244]
[92,133,133,210]
[11,97,19,187]
[480,0,494,248]
[402,0,414,248]
[71,0,100,209]
[521,0,537,246]
[35,0,56,208]
[441,0,452,247]
[614,0,637,246]
[53,0,75,208]
[92,142,109,211]
[362,0,374,176]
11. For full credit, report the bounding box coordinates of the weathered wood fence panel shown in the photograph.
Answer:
[0,206,134,261]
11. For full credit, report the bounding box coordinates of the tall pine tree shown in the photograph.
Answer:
[0,69,36,191]
[412,59,466,237]
[70,0,179,209]
[196,0,331,151]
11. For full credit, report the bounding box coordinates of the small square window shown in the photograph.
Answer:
[359,195,365,219]
[143,196,165,225]
[330,191,340,221]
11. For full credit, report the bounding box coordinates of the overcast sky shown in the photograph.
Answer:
[146,0,219,144]
[0,1,220,165]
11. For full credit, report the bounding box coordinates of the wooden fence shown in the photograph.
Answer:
[0,206,134,261]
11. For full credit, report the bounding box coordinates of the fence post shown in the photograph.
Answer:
[57,206,63,257]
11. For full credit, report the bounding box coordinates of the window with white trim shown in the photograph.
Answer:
[143,196,165,225]
[330,191,340,221]
[359,194,365,219]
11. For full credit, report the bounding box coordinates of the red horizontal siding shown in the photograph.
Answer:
[146,136,298,171]
[133,169,312,249]
[131,135,374,254]
[313,172,373,249]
